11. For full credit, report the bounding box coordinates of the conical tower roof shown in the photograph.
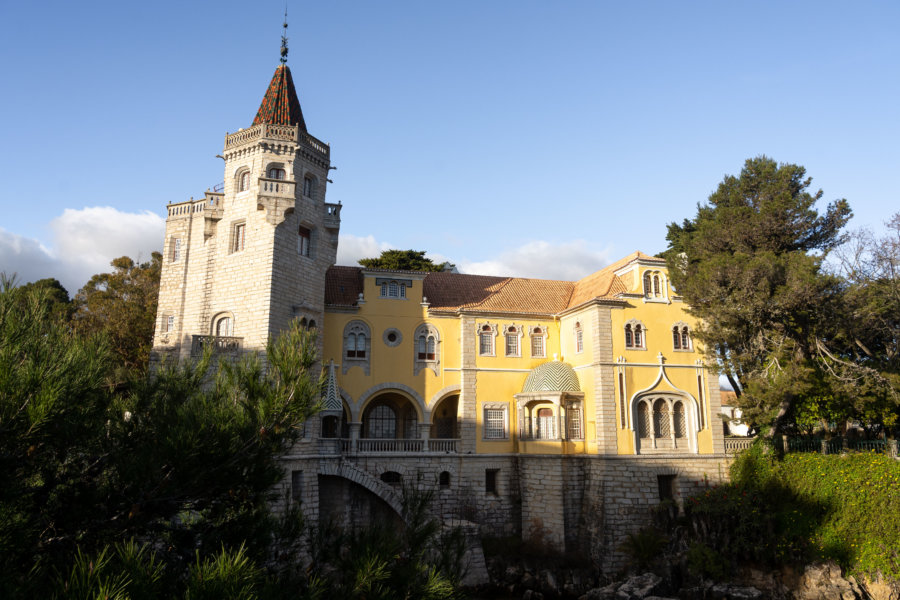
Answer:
[252,65,306,130]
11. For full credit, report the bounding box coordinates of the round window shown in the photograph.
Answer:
[383,328,402,347]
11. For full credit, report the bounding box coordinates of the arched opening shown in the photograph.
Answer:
[317,474,404,531]
[362,393,419,439]
[380,471,402,489]
[431,394,458,439]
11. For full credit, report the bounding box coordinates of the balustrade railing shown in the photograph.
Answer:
[357,439,424,453]
[191,335,243,356]
[724,437,755,454]
[324,203,342,227]
[428,439,459,453]
[258,177,295,196]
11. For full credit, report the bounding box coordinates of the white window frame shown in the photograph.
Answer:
[231,222,246,253]
[503,324,521,357]
[171,237,182,262]
[574,322,584,354]
[414,323,440,376]
[672,321,692,351]
[342,320,371,375]
[477,323,497,357]
[483,404,508,440]
[529,326,546,358]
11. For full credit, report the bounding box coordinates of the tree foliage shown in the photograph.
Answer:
[358,249,452,272]
[73,253,162,373]
[665,156,852,434]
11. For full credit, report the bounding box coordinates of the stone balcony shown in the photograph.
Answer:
[324,202,341,229]
[191,335,243,356]
[258,177,295,198]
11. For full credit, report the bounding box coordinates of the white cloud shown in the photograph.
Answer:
[0,207,165,295]
[336,234,393,266]
[458,240,613,280]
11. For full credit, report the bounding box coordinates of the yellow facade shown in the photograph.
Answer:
[321,253,723,457]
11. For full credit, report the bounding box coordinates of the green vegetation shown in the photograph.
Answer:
[676,444,900,580]
[665,157,899,438]
[0,278,465,599]
[359,249,453,272]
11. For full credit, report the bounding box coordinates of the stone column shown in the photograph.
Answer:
[418,423,431,452]
[348,422,361,454]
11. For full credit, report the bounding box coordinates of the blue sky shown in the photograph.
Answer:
[1,1,898,294]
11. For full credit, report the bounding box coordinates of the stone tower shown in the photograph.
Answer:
[152,63,340,361]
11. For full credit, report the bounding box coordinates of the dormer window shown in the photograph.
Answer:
[381,281,406,298]
[642,270,668,301]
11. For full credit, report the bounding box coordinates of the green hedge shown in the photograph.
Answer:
[683,444,900,579]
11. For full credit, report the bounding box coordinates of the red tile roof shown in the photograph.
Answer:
[252,65,306,129]
[325,251,662,315]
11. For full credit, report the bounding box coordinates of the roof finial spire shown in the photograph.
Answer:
[280,6,289,64]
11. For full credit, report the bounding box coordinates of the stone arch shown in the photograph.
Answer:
[630,391,699,454]
[359,382,427,422]
[317,461,404,519]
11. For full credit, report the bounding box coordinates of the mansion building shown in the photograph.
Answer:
[152,60,728,572]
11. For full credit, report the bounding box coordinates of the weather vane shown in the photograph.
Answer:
[280,6,289,64]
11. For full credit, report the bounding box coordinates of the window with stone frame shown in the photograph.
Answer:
[504,324,521,357]
[343,320,371,375]
[485,469,500,495]
[672,322,691,351]
[298,225,312,257]
[231,222,246,253]
[574,321,584,354]
[483,404,508,439]
[566,405,583,440]
[302,174,317,198]
[238,169,251,192]
[642,269,668,301]
[267,166,286,180]
[164,314,175,333]
[214,314,233,337]
[529,326,546,358]
[414,323,440,375]
[625,319,646,350]
[170,237,182,262]
[478,323,496,356]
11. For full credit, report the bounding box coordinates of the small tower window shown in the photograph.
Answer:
[215,316,233,337]
[303,175,316,198]
[239,171,251,192]
[298,226,311,257]
[170,237,182,262]
[268,167,285,180]
[232,223,246,252]
[575,322,584,354]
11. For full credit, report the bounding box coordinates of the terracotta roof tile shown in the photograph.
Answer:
[324,252,661,314]
[252,65,306,129]
[325,266,362,306]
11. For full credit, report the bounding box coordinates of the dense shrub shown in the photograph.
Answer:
[679,442,900,580]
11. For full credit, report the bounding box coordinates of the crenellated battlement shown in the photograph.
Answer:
[166,192,224,219]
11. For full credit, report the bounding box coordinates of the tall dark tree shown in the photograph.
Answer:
[665,156,852,434]
[359,249,453,272]
[74,253,162,372]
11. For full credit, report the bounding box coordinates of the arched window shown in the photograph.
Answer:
[530,326,546,358]
[478,323,495,356]
[625,320,646,349]
[380,471,402,488]
[638,403,651,438]
[267,167,285,180]
[653,398,670,438]
[672,323,691,350]
[367,405,396,438]
[215,315,233,337]
[238,170,251,192]
[653,274,661,296]
[673,402,686,438]
[343,321,371,374]
[643,272,653,297]
[414,324,440,375]
[504,324,521,357]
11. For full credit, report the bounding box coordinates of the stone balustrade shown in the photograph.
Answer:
[724,436,756,454]
[332,438,459,454]
[224,124,330,160]
[167,194,223,218]
[258,177,295,197]
[324,203,342,228]
[190,335,243,356]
